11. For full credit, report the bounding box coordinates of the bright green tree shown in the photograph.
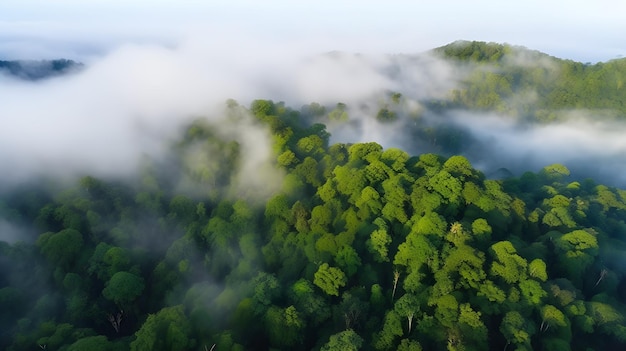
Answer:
[130,305,193,351]
[314,263,347,296]
[320,329,363,351]
[367,227,392,262]
[490,241,528,284]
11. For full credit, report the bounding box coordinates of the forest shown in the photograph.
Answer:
[1,41,625,351]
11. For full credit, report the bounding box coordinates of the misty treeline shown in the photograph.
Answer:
[0,59,82,81]
[1,95,626,351]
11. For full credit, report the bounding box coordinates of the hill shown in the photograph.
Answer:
[432,40,626,119]
[0,59,83,81]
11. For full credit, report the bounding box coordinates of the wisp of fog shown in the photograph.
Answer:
[0,35,458,188]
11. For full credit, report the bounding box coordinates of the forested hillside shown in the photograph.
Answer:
[1,96,625,351]
[435,41,626,120]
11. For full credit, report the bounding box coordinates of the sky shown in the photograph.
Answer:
[0,0,625,62]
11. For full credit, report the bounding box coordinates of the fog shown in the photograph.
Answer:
[1,23,625,191]
[0,34,464,191]
[443,111,626,185]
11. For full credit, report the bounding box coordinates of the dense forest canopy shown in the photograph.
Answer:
[1,41,626,350]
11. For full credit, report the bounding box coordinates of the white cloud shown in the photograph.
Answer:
[0,34,458,190]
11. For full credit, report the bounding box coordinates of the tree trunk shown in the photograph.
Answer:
[392,270,400,300]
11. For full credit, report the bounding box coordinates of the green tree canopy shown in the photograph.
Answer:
[130,305,193,351]
[102,271,145,306]
[314,263,347,296]
[320,329,363,351]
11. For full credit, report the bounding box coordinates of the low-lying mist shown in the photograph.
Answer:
[0,36,460,189]
[444,111,626,185]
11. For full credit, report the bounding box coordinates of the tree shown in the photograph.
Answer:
[103,246,132,278]
[296,135,325,158]
[555,229,599,283]
[587,299,626,340]
[394,231,436,281]
[500,311,532,347]
[367,227,392,262]
[429,170,463,206]
[102,271,145,306]
[67,336,112,351]
[471,218,492,243]
[334,165,367,203]
[348,142,383,164]
[355,186,383,219]
[130,305,193,351]
[310,204,333,233]
[365,160,393,184]
[446,221,471,246]
[433,294,459,329]
[381,148,409,172]
[33,322,77,351]
[540,164,570,181]
[265,305,304,348]
[542,207,576,228]
[442,155,475,179]
[301,102,327,117]
[277,149,299,167]
[394,293,421,334]
[528,258,548,282]
[288,279,331,325]
[475,279,506,314]
[518,279,546,306]
[373,310,404,350]
[442,245,486,290]
[490,241,528,284]
[328,102,349,121]
[251,272,281,314]
[321,329,363,351]
[334,245,362,277]
[416,153,443,177]
[414,211,447,237]
[395,338,422,351]
[37,228,84,270]
[251,99,274,116]
[376,106,397,122]
[540,304,567,332]
[314,263,347,297]
[457,303,488,349]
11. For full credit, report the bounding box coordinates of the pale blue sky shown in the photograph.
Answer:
[0,0,624,62]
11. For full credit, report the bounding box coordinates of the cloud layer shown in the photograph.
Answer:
[0,33,466,187]
[1,14,625,191]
